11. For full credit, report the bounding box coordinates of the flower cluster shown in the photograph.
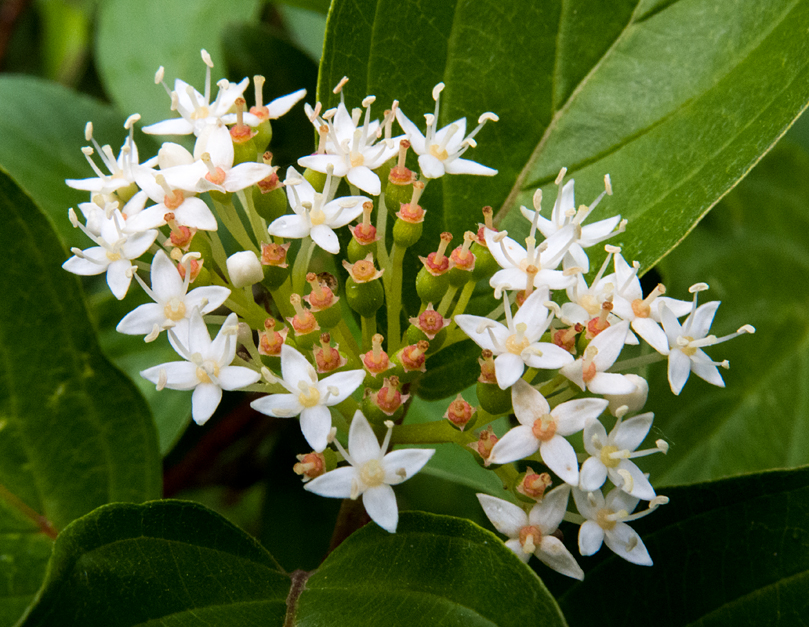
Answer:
[62,50,753,575]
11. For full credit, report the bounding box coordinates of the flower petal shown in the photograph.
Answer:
[347,411,381,464]
[116,303,164,335]
[217,365,260,391]
[613,413,654,451]
[304,466,356,498]
[267,88,307,119]
[395,110,426,154]
[553,398,608,436]
[511,380,550,424]
[418,154,446,179]
[363,484,399,533]
[578,520,605,556]
[522,342,575,370]
[487,425,538,466]
[444,158,497,176]
[106,260,134,300]
[587,372,637,396]
[250,393,303,418]
[476,494,526,537]
[579,457,608,492]
[611,460,656,500]
[453,315,508,353]
[192,383,222,425]
[268,214,311,240]
[150,249,183,302]
[605,522,652,566]
[319,370,366,405]
[667,349,692,395]
[347,165,381,196]
[141,361,198,390]
[310,224,340,254]
[529,484,570,534]
[494,352,525,390]
[173,197,218,231]
[382,449,435,485]
[536,536,584,580]
[300,405,333,453]
[540,436,579,486]
[281,344,317,388]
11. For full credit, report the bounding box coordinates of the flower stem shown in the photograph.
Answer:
[291,237,315,295]
[237,189,269,247]
[390,421,476,445]
[205,230,229,274]
[384,243,407,352]
[376,193,390,269]
[213,198,259,254]
[0,483,57,539]
[437,285,458,317]
[609,351,666,373]
[361,314,377,352]
[334,319,362,364]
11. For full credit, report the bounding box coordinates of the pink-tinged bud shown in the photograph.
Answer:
[230,97,257,143]
[170,225,196,250]
[468,426,498,461]
[305,272,337,311]
[258,319,288,356]
[313,333,346,373]
[444,394,475,430]
[177,257,203,283]
[475,206,495,245]
[256,155,282,193]
[408,304,450,340]
[363,333,392,377]
[261,242,290,267]
[287,294,319,335]
[388,139,414,185]
[399,340,429,372]
[517,468,552,500]
[397,180,426,223]
[369,376,407,415]
[553,324,582,354]
[352,201,378,245]
[449,231,476,271]
[343,254,384,283]
[478,349,497,384]
[293,452,326,482]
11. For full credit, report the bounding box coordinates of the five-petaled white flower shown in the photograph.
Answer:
[477,486,584,580]
[660,284,754,395]
[250,344,366,453]
[487,380,608,486]
[267,167,368,254]
[304,411,435,533]
[140,311,261,425]
[299,91,401,196]
[126,168,218,233]
[62,208,158,300]
[455,287,574,390]
[579,412,666,501]
[396,82,498,179]
[116,249,230,339]
[573,487,666,566]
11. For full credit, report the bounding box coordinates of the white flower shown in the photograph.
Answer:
[298,92,401,195]
[267,167,368,254]
[573,487,666,566]
[66,115,157,197]
[304,411,435,533]
[610,252,691,354]
[140,311,261,425]
[579,412,666,500]
[125,169,217,233]
[487,380,608,486]
[242,76,306,125]
[660,284,755,395]
[519,169,623,273]
[455,288,574,390]
[250,344,366,452]
[559,247,618,327]
[396,82,498,179]
[477,486,584,580]
[143,50,250,137]
[484,225,578,295]
[116,249,229,338]
[560,321,636,395]
[62,208,158,300]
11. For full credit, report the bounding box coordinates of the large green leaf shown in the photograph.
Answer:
[639,143,809,484]
[0,76,158,249]
[553,466,809,626]
[95,0,264,126]
[294,511,566,626]
[319,0,809,271]
[17,501,290,626]
[0,170,160,622]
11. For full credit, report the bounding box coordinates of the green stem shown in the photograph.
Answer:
[206,231,229,274]
[291,238,315,295]
[0,483,57,539]
[213,198,258,253]
[538,374,568,397]
[361,315,377,352]
[376,193,390,269]
[334,319,362,363]
[237,189,269,247]
[493,465,520,492]
[437,285,458,317]
[384,243,407,352]
[451,280,476,318]
[609,352,666,373]
[271,276,295,319]
[390,421,476,446]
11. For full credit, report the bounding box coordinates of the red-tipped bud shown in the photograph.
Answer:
[261,242,290,267]
[408,304,450,340]
[516,468,552,500]
[478,349,497,384]
[468,426,498,461]
[293,452,326,482]
[444,394,476,430]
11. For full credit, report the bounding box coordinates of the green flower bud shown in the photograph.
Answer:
[393,219,423,248]
[416,265,450,304]
[253,185,286,222]
[476,381,512,415]
[252,119,273,154]
[304,167,327,192]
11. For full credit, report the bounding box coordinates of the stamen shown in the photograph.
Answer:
[253,75,265,108]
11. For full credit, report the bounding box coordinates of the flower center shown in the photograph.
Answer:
[359,458,385,487]
[163,297,186,321]
[190,105,210,120]
[596,509,617,530]
[164,189,185,210]
[600,444,620,468]
[531,415,557,442]
[350,152,364,167]
[309,207,326,226]
[679,336,697,356]
[195,360,220,384]
[429,144,449,161]
[518,525,542,554]
[580,294,601,317]
[298,385,321,408]
[106,251,121,261]
[204,167,227,186]
[631,298,651,319]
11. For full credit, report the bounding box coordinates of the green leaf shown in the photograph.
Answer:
[0,76,158,248]
[640,142,809,484]
[294,511,566,627]
[95,0,264,126]
[274,0,331,14]
[0,169,161,526]
[417,340,480,400]
[554,466,809,626]
[319,0,809,271]
[17,501,290,626]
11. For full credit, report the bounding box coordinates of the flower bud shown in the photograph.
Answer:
[603,374,648,416]
[227,250,264,288]
[260,242,291,289]
[468,426,498,463]
[313,333,346,373]
[344,256,385,317]
[293,451,326,482]
[444,394,476,430]
[363,376,408,424]
[516,468,552,501]
[363,333,392,388]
